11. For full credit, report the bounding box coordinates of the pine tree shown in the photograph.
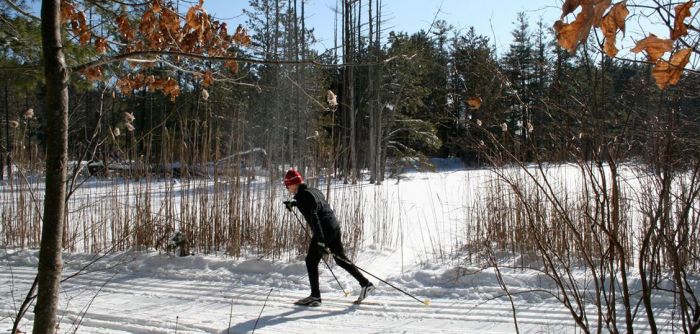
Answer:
[501,12,536,160]
[450,27,500,164]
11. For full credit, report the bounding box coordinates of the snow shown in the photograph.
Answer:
[0,166,689,333]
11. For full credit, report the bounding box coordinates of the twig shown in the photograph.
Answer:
[2,0,40,21]
[252,288,273,334]
[72,50,383,73]
[487,247,520,334]
[70,272,118,334]
[11,275,38,334]
[226,292,236,334]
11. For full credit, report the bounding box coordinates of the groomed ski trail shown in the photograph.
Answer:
[1,257,672,334]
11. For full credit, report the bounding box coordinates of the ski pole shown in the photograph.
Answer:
[331,254,431,306]
[288,208,350,297]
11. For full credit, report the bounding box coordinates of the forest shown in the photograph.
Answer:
[1,0,700,333]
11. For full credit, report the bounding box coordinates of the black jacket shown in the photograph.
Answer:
[293,183,340,241]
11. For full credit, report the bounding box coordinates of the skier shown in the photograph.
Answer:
[283,168,375,306]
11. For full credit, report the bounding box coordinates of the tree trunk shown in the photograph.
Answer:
[34,0,69,333]
[375,0,384,184]
[368,0,376,183]
[344,0,356,183]
[3,82,10,181]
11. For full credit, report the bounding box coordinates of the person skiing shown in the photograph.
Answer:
[283,168,375,306]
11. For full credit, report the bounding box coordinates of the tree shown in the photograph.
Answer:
[449,27,500,165]
[501,12,535,160]
[381,31,441,174]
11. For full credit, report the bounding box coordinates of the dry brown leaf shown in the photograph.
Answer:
[561,0,583,18]
[592,0,612,27]
[116,15,135,41]
[224,60,239,73]
[233,25,251,45]
[600,1,629,57]
[631,34,673,62]
[671,1,693,40]
[669,48,691,67]
[467,97,483,109]
[326,90,338,108]
[652,48,692,90]
[160,8,181,35]
[601,1,628,36]
[60,1,76,24]
[185,6,201,31]
[123,112,135,123]
[603,39,619,57]
[162,78,180,101]
[84,67,103,82]
[95,37,108,54]
[554,8,594,53]
[116,76,134,96]
[152,0,162,14]
[201,71,213,88]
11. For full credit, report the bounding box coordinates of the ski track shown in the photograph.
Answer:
[0,264,676,334]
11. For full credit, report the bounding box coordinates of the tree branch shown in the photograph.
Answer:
[2,0,40,21]
[72,50,388,73]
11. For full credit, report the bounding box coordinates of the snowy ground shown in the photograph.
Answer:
[0,248,677,334]
[0,166,685,333]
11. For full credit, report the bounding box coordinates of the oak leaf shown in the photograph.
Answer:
[224,60,239,73]
[95,37,108,54]
[652,48,692,90]
[631,34,673,62]
[671,1,693,40]
[123,112,135,123]
[185,5,202,31]
[326,90,338,108]
[202,71,214,87]
[160,8,181,37]
[152,0,162,14]
[554,8,594,53]
[233,25,251,45]
[84,66,103,82]
[116,76,134,96]
[116,15,135,41]
[561,0,583,19]
[162,78,180,101]
[600,1,629,57]
[467,97,483,109]
[592,0,612,28]
[60,1,76,24]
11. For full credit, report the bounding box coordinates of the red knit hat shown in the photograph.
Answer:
[283,169,303,186]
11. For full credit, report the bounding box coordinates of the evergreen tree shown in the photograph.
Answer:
[501,12,535,159]
[381,31,441,173]
[449,27,500,165]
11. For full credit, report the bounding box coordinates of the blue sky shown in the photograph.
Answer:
[204,0,562,52]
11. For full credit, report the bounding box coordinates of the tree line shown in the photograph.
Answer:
[2,1,697,186]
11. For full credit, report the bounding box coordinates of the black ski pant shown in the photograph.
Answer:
[306,229,369,298]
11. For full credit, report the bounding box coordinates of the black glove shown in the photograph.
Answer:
[317,241,331,255]
[283,200,296,212]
